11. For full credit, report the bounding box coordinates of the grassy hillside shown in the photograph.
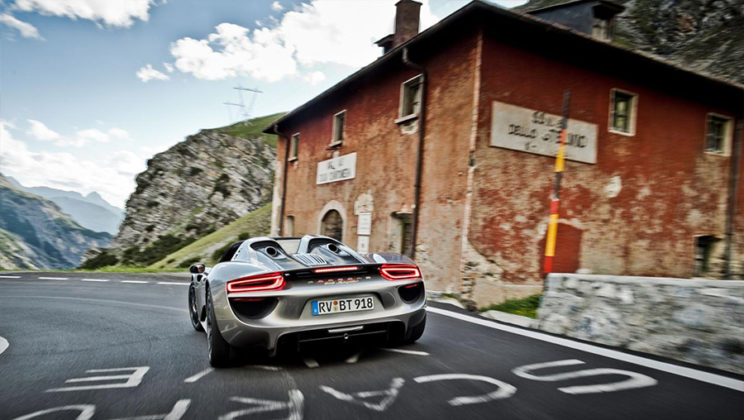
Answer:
[209,112,285,148]
[148,203,272,269]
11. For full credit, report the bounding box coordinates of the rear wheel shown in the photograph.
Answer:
[188,285,203,331]
[206,286,232,367]
[403,315,426,344]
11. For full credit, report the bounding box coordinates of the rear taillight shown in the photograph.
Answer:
[313,266,359,274]
[226,272,285,293]
[380,264,421,281]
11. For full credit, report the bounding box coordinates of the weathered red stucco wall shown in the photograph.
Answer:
[464,35,742,304]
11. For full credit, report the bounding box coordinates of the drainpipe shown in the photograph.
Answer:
[402,47,427,260]
[274,123,290,236]
[724,95,743,278]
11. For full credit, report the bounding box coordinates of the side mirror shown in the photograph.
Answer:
[189,263,205,274]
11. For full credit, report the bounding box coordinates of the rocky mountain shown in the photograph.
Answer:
[6,177,124,234]
[89,113,281,268]
[516,0,744,84]
[0,174,112,269]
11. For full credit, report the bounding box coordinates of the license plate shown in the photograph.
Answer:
[312,296,374,315]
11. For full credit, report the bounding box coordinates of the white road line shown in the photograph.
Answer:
[0,275,21,279]
[427,306,744,392]
[38,276,69,280]
[81,278,109,282]
[0,336,8,356]
[157,281,188,286]
[121,280,149,284]
[382,348,430,356]
[184,368,214,383]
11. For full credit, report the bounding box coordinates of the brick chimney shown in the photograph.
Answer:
[393,0,421,48]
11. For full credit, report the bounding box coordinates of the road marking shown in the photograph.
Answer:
[345,352,361,364]
[110,399,191,420]
[47,366,150,392]
[38,276,68,280]
[0,336,8,356]
[184,368,214,383]
[246,365,282,371]
[220,391,304,420]
[321,377,404,412]
[382,348,430,356]
[512,359,657,394]
[157,281,188,286]
[427,306,744,392]
[81,278,109,282]
[0,275,21,278]
[13,405,95,420]
[414,373,517,406]
[121,280,149,284]
[302,357,319,369]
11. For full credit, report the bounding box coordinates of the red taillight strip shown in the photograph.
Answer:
[313,265,359,274]
[226,272,285,293]
[380,264,421,281]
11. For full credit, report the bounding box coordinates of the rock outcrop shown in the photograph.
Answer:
[517,0,744,84]
[0,174,112,269]
[102,121,277,267]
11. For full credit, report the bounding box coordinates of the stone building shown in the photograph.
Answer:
[264,0,743,306]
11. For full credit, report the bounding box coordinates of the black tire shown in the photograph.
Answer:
[188,285,204,332]
[403,315,426,344]
[206,286,232,367]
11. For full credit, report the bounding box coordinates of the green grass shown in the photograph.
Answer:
[479,294,542,319]
[209,112,286,148]
[148,203,272,269]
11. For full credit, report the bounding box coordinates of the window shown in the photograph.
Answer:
[321,210,343,241]
[399,75,422,119]
[388,212,413,256]
[285,215,295,236]
[332,111,345,146]
[705,114,731,154]
[609,89,637,135]
[694,235,720,277]
[289,133,299,161]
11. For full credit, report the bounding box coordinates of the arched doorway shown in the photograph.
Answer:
[321,210,343,241]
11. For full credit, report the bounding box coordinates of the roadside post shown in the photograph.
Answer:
[544,90,572,275]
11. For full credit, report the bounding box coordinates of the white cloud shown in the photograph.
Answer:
[27,119,60,141]
[13,0,155,28]
[168,0,438,83]
[0,13,43,39]
[22,119,130,148]
[0,120,145,208]
[136,63,170,82]
[271,1,283,12]
[304,71,325,85]
[163,62,174,73]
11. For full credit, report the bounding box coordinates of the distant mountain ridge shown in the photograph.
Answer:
[84,113,282,268]
[0,174,112,269]
[7,176,124,234]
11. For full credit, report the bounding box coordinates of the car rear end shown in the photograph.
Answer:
[210,262,426,355]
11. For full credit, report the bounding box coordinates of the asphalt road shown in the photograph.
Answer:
[0,272,742,420]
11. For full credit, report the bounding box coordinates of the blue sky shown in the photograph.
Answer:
[0,0,526,208]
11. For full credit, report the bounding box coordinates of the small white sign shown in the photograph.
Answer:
[357,236,369,253]
[490,101,597,164]
[317,152,357,184]
[357,213,372,235]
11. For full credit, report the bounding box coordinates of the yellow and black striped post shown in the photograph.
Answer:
[544,90,572,275]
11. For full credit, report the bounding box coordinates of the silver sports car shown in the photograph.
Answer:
[188,235,427,367]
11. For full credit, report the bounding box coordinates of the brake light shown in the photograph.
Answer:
[380,264,421,281]
[313,266,359,274]
[226,272,285,293]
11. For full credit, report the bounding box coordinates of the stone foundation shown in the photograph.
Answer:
[537,274,744,375]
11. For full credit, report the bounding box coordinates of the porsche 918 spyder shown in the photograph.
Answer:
[188,235,427,367]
